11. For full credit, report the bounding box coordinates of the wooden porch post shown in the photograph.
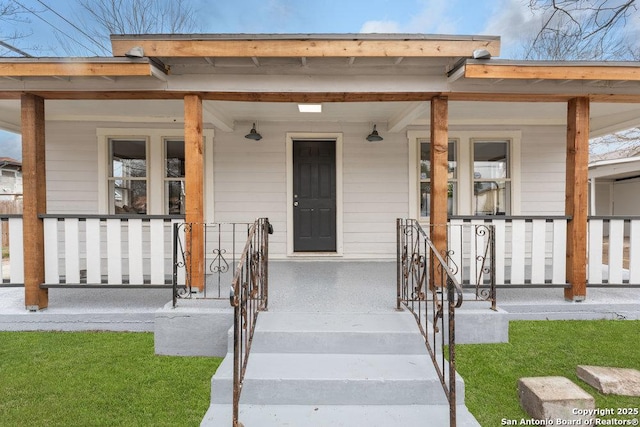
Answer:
[430,96,449,285]
[565,97,590,301]
[21,94,48,310]
[184,94,205,292]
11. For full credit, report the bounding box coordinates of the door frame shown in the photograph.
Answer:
[286,132,343,256]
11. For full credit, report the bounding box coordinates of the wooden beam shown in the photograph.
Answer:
[565,97,590,301]
[2,90,640,103]
[430,96,449,287]
[184,94,205,293]
[21,94,48,310]
[111,38,501,58]
[0,62,158,77]
[465,63,640,81]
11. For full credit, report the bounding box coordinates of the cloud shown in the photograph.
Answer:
[482,0,544,58]
[359,1,476,35]
[360,20,401,33]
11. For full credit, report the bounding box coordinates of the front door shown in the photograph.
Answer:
[293,140,337,252]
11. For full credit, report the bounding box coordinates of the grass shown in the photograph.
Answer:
[456,320,640,426]
[0,331,222,427]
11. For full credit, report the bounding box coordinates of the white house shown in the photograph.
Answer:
[1,33,640,309]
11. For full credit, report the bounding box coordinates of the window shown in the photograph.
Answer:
[420,140,457,217]
[99,128,213,217]
[109,139,147,214]
[409,130,519,219]
[165,139,185,215]
[473,140,510,215]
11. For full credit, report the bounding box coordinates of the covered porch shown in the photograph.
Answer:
[0,34,640,311]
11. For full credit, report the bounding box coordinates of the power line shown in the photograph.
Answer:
[0,40,33,57]
[13,0,104,56]
[34,0,111,55]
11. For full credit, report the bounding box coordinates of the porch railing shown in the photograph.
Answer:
[450,216,570,287]
[397,218,463,427]
[229,218,271,427]
[41,214,181,287]
[588,216,640,286]
[0,215,24,286]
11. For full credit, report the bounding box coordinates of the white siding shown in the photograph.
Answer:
[46,122,100,213]
[44,119,568,259]
[213,122,408,259]
[519,125,566,215]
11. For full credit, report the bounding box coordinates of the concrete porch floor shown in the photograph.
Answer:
[1,260,640,331]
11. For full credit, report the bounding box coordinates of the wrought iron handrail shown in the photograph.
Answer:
[229,218,271,427]
[397,218,463,427]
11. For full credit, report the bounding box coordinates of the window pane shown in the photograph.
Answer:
[420,141,457,179]
[111,179,147,214]
[166,181,185,215]
[474,141,508,179]
[420,182,456,217]
[110,140,146,178]
[166,140,185,178]
[473,181,510,215]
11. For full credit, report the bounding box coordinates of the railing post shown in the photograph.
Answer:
[396,218,402,311]
[172,222,179,308]
[448,276,457,426]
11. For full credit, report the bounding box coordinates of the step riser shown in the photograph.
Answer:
[201,403,481,427]
[250,331,427,354]
[211,378,450,405]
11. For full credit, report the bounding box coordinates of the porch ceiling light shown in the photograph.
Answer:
[298,104,322,113]
[366,124,383,142]
[244,123,262,141]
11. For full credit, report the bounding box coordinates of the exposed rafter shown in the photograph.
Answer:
[388,101,427,133]
[202,101,234,132]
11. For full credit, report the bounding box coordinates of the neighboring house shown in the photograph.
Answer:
[0,157,22,203]
[590,156,640,217]
[1,33,640,310]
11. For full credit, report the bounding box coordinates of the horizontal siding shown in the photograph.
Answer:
[519,125,566,215]
[42,119,568,259]
[46,121,100,213]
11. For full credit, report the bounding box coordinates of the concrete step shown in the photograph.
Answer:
[251,311,427,354]
[201,403,480,427]
[210,352,463,405]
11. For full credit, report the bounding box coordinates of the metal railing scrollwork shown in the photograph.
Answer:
[229,218,271,427]
[397,218,464,427]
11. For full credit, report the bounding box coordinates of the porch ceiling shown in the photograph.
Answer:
[1,98,640,136]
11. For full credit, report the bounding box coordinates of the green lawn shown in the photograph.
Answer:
[0,331,222,427]
[456,320,640,426]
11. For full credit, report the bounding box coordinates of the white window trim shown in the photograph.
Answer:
[407,130,521,219]
[285,132,344,257]
[98,128,215,219]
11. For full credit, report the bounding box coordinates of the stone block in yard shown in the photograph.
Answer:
[518,376,595,422]
[577,365,640,397]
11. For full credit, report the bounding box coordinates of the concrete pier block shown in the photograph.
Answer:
[577,365,640,397]
[518,376,594,422]
[154,300,233,356]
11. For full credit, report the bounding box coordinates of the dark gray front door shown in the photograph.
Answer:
[293,140,337,252]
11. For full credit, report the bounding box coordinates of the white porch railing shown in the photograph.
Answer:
[449,216,569,286]
[0,215,24,285]
[588,217,640,285]
[41,214,183,286]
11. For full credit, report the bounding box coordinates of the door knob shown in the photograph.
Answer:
[293,201,299,207]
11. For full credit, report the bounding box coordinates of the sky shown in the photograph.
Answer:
[0,0,551,159]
